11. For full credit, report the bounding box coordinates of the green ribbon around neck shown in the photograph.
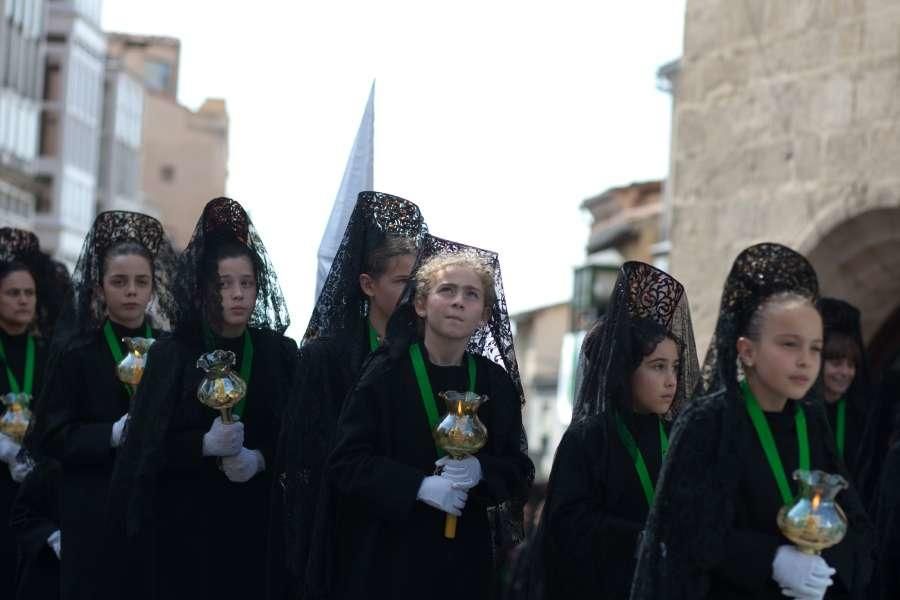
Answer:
[409,342,476,458]
[0,334,35,401]
[741,379,809,505]
[835,398,846,459]
[614,412,668,508]
[103,320,152,398]
[368,321,381,352]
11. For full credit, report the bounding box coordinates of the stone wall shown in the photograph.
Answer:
[670,0,900,355]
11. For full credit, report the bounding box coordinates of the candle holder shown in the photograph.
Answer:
[196,350,246,424]
[777,469,848,554]
[117,337,155,385]
[433,391,488,539]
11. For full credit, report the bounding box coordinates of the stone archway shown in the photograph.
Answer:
[799,206,900,377]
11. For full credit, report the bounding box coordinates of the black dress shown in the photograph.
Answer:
[705,402,862,600]
[10,460,61,600]
[270,328,368,599]
[0,330,48,597]
[543,412,665,599]
[37,321,148,600]
[327,348,533,600]
[111,327,298,600]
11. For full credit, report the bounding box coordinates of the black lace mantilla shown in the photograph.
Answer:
[53,211,178,349]
[304,191,428,343]
[573,261,698,421]
[697,242,819,398]
[173,197,289,338]
[386,233,523,403]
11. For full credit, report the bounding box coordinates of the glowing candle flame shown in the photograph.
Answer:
[812,493,821,511]
[457,400,463,416]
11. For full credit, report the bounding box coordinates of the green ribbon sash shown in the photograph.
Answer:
[368,322,380,352]
[835,398,846,459]
[741,379,809,505]
[614,413,668,507]
[0,334,35,402]
[409,342,476,458]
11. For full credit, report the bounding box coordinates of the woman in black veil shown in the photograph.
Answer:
[270,191,427,599]
[28,211,176,600]
[0,227,71,597]
[539,261,698,599]
[108,197,297,600]
[811,299,872,493]
[630,243,873,600]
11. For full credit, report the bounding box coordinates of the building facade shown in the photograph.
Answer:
[107,33,228,249]
[0,0,46,229]
[97,56,150,214]
[34,0,106,265]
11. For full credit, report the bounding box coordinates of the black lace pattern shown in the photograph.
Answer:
[51,211,178,352]
[304,191,428,343]
[573,261,699,421]
[173,197,289,338]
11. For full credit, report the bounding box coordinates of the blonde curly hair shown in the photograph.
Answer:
[414,250,496,312]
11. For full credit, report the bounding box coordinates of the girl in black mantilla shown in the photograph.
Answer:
[0,227,70,597]
[541,262,698,600]
[109,197,297,600]
[812,299,871,494]
[327,243,533,600]
[270,191,426,599]
[630,243,874,600]
[28,212,175,600]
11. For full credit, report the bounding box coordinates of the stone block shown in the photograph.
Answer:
[676,59,706,104]
[856,62,900,121]
[740,142,794,188]
[862,13,900,57]
[815,0,866,27]
[793,133,823,181]
[699,51,749,100]
[764,0,818,38]
[867,126,900,179]
[824,130,867,175]
[684,0,730,58]
[673,107,709,156]
[810,73,855,130]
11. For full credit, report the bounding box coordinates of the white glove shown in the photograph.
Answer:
[436,455,483,490]
[221,447,265,483]
[8,457,31,483]
[416,475,468,516]
[772,545,834,599]
[110,414,128,448]
[0,432,19,464]
[47,530,61,559]
[202,417,244,457]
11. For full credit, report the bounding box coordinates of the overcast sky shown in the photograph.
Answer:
[102,1,686,337]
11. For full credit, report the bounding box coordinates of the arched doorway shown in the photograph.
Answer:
[800,206,900,381]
